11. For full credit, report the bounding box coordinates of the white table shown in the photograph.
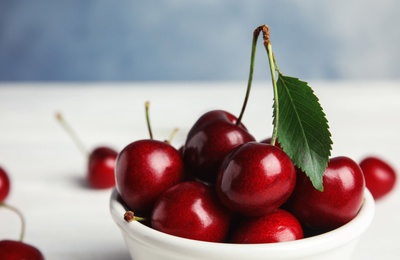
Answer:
[0,81,399,259]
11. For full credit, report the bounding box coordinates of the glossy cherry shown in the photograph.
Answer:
[0,166,10,202]
[183,110,255,183]
[115,139,184,215]
[216,142,296,217]
[0,240,44,260]
[230,209,303,243]
[55,112,117,189]
[287,156,365,231]
[151,181,231,242]
[359,156,397,200]
[87,146,118,189]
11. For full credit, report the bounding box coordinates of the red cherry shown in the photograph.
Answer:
[115,139,184,215]
[151,181,231,242]
[359,156,397,200]
[260,137,282,149]
[0,240,44,260]
[55,112,117,189]
[0,167,10,202]
[287,156,365,231]
[230,209,303,243]
[87,146,118,189]
[183,110,255,183]
[215,142,296,217]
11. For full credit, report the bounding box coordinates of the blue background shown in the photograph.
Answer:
[1,0,399,81]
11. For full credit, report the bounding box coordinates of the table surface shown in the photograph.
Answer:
[0,81,399,259]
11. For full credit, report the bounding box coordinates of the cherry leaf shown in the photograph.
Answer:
[275,74,332,191]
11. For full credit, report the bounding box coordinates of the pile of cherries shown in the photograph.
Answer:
[115,108,397,244]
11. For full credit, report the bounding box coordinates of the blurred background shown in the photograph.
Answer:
[1,0,399,82]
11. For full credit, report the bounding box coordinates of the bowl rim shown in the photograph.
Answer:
[110,188,374,258]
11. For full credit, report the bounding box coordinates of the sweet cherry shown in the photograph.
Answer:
[287,156,365,231]
[216,142,296,217]
[151,181,231,242]
[115,139,184,214]
[55,112,117,189]
[359,156,397,200]
[229,209,303,243]
[0,166,10,202]
[183,110,255,183]
[0,240,44,260]
[0,203,44,260]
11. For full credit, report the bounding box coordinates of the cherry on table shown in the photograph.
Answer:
[55,112,117,189]
[0,203,44,260]
[286,156,365,231]
[215,142,296,217]
[0,166,10,202]
[359,156,397,200]
[151,181,231,242]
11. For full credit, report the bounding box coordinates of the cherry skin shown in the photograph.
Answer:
[183,110,255,183]
[216,142,296,217]
[87,146,118,189]
[359,156,397,200]
[115,139,184,215]
[230,209,303,243]
[286,156,365,231]
[0,240,44,260]
[151,181,231,242]
[0,167,10,202]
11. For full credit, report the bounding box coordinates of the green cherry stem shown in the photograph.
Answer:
[261,25,280,147]
[145,101,154,140]
[236,28,261,126]
[0,203,26,242]
[124,211,148,223]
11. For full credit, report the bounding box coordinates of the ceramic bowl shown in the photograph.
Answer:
[110,188,374,260]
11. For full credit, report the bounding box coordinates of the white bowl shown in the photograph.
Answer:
[109,188,374,260]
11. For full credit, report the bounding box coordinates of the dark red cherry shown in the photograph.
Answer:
[0,167,10,202]
[287,156,365,231]
[230,209,303,243]
[0,240,44,260]
[151,181,231,242]
[216,142,296,217]
[87,146,118,189]
[359,156,397,200]
[115,139,184,215]
[183,110,255,183]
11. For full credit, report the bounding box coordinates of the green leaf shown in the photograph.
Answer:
[275,74,332,191]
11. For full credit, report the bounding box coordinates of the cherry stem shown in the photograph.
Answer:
[166,128,179,144]
[55,112,89,157]
[259,25,280,146]
[236,28,261,126]
[124,211,147,223]
[145,101,154,140]
[0,203,26,242]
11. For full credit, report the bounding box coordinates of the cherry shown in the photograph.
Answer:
[151,181,231,242]
[115,139,184,214]
[216,142,296,217]
[87,147,118,189]
[0,166,10,202]
[260,137,282,149]
[115,102,184,214]
[286,156,365,231]
[0,203,44,260]
[55,112,117,189]
[0,240,44,260]
[183,110,255,183]
[359,156,397,200]
[229,209,303,243]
